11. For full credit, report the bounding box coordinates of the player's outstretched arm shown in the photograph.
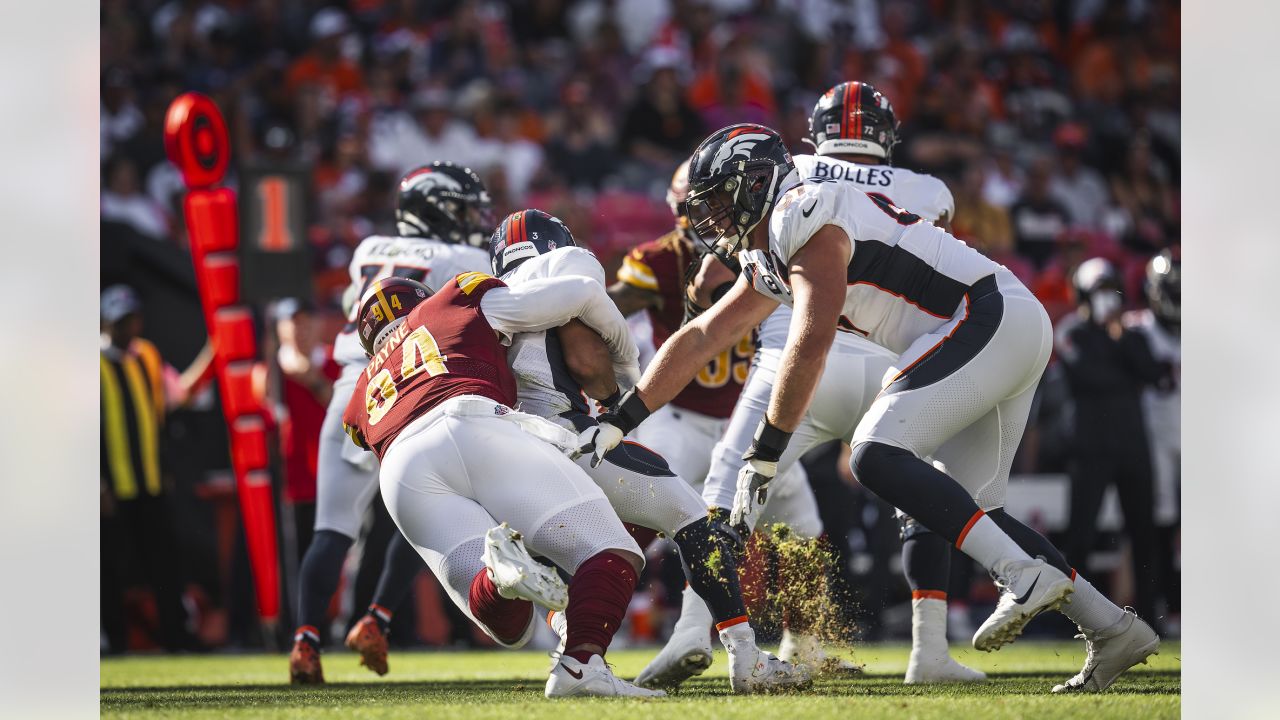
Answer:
[638,276,777,411]
[766,225,850,433]
[571,276,778,467]
[481,277,639,378]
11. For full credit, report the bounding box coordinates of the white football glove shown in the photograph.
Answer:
[569,421,624,468]
[729,457,778,532]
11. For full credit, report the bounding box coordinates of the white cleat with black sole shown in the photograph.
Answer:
[482,523,568,611]
[973,559,1074,652]
[1052,609,1160,693]
[546,654,667,698]
[721,624,812,693]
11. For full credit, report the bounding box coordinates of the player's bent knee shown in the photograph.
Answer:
[849,440,909,492]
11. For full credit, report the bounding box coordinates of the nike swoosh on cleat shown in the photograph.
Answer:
[801,200,819,217]
[560,663,583,680]
[1013,574,1040,604]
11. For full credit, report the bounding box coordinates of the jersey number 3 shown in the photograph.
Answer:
[366,325,449,425]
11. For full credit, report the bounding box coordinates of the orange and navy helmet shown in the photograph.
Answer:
[808,81,899,162]
[355,277,432,357]
[487,209,579,277]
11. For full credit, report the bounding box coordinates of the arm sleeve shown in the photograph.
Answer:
[481,278,640,381]
[551,246,608,286]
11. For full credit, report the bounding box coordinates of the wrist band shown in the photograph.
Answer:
[610,389,651,434]
[744,417,791,463]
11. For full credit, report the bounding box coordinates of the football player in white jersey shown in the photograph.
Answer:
[576,124,1160,693]
[290,162,494,684]
[1125,248,1180,632]
[488,209,810,693]
[642,82,983,687]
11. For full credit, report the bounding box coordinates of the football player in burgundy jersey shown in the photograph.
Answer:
[342,273,662,698]
[291,162,492,685]
[580,123,1160,693]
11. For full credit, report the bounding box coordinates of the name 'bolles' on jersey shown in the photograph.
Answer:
[792,154,954,227]
[754,154,956,350]
[502,246,639,419]
[341,273,518,461]
[752,173,999,356]
[333,235,491,371]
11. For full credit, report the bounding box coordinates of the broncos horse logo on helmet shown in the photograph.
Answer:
[396,161,494,248]
[681,124,794,263]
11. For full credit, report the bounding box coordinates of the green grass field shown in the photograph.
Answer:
[101,641,1180,719]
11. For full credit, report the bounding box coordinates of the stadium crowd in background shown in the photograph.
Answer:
[100,0,1180,651]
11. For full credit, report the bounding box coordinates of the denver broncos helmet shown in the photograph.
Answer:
[395,161,493,247]
[809,81,900,162]
[682,124,794,261]
[488,209,580,277]
[355,277,432,357]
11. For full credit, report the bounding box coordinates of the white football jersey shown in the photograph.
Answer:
[748,169,998,355]
[757,155,955,350]
[502,246,640,420]
[1126,308,1181,449]
[332,235,491,371]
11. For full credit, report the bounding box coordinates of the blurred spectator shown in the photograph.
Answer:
[951,164,1013,256]
[1109,133,1176,254]
[286,8,365,113]
[428,1,491,89]
[1009,156,1071,270]
[367,87,491,175]
[1053,259,1172,625]
[270,300,341,562]
[101,67,144,162]
[483,100,545,202]
[1048,123,1109,229]
[620,48,705,176]
[980,142,1025,209]
[544,79,619,192]
[102,155,172,243]
[101,285,212,653]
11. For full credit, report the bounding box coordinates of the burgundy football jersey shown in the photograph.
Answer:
[616,231,753,419]
[343,272,518,460]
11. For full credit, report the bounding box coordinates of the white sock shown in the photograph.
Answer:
[955,513,1032,571]
[1061,573,1126,631]
[674,585,715,636]
[911,596,949,654]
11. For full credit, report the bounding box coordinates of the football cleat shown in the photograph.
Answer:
[778,629,863,677]
[545,654,667,698]
[973,559,1074,652]
[483,523,568,611]
[1053,610,1160,693]
[721,624,812,693]
[635,619,714,689]
[905,649,987,684]
[288,637,324,685]
[344,614,389,676]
